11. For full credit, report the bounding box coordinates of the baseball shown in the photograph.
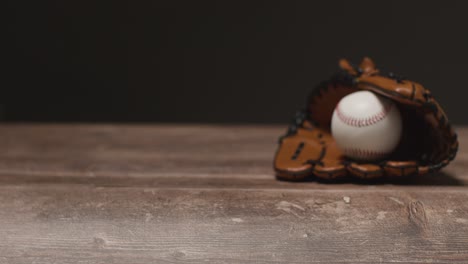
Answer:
[331,91,402,161]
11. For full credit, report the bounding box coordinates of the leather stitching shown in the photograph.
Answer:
[343,148,389,159]
[336,101,393,127]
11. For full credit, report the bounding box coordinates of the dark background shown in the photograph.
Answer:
[4,1,468,124]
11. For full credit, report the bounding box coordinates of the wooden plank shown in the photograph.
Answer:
[0,124,467,263]
[0,124,279,177]
[0,124,466,186]
[0,185,468,263]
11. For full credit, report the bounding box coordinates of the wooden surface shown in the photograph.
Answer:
[0,124,467,264]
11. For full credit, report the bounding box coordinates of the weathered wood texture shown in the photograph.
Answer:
[0,124,467,264]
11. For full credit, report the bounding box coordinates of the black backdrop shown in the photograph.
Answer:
[4,1,468,124]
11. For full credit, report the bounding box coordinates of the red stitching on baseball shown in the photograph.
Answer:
[343,148,389,159]
[336,101,393,127]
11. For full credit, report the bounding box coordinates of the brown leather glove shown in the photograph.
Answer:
[274,57,458,180]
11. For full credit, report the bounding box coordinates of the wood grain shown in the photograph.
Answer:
[0,124,467,263]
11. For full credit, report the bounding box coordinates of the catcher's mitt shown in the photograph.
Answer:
[274,57,458,180]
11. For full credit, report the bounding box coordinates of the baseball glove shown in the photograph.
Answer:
[274,57,458,180]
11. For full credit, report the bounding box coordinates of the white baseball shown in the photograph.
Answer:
[331,91,402,161]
